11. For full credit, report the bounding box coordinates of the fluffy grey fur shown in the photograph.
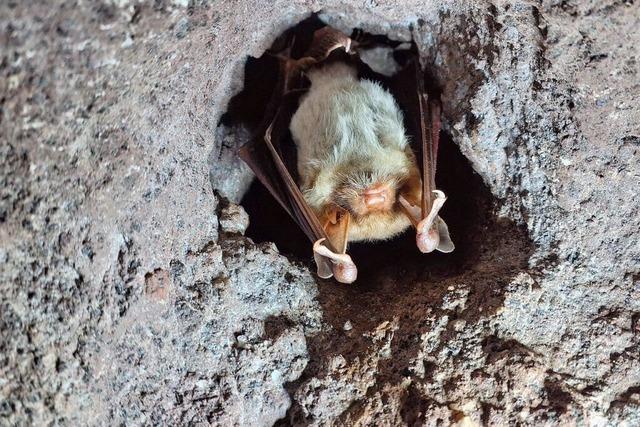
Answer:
[290,62,417,241]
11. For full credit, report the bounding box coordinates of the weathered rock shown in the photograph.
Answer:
[0,0,638,426]
[220,202,250,235]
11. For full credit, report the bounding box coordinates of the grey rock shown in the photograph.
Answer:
[0,0,638,426]
[220,203,250,235]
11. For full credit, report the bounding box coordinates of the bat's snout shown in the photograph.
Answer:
[361,183,395,212]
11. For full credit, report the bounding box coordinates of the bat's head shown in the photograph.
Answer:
[317,151,422,241]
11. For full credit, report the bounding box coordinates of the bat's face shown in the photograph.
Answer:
[332,170,402,217]
[318,160,421,242]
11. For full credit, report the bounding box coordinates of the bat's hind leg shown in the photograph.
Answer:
[400,190,453,253]
[313,239,357,284]
[313,207,357,284]
[399,97,455,254]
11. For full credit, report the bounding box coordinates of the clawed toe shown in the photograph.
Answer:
[400,190,454,254]
[313,238,357,283]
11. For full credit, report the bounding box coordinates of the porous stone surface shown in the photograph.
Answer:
[219,202,250,234]
[1,1,638,426]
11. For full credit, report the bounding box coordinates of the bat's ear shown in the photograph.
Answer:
[319,204,351,259]
[320,204,345,227]
[397,166,422,207]
[435,217,455,253]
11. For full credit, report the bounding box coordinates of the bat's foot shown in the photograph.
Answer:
[313,239,357,284]
[415,190,446,253]
[399,191,455,254]
[416,216,454,254]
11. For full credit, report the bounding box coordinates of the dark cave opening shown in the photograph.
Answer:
[216,15,530,287]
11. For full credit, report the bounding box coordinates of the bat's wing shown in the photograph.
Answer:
[238,27,358,282]
[390,54,454,253]
[239,89,323,242]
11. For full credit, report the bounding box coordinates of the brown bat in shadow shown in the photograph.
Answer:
[239,25,454,284]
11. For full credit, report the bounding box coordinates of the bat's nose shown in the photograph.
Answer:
[362,184,394,211]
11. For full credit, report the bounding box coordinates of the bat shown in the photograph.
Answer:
[239,24,454,284]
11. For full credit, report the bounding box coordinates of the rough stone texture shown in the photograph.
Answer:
[1,0,638,426]
[219,202,250,234]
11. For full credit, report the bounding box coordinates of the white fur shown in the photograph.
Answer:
[290,62,416,241]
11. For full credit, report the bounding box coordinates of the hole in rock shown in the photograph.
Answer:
[214,15,531,288]
[213,16,536,423]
